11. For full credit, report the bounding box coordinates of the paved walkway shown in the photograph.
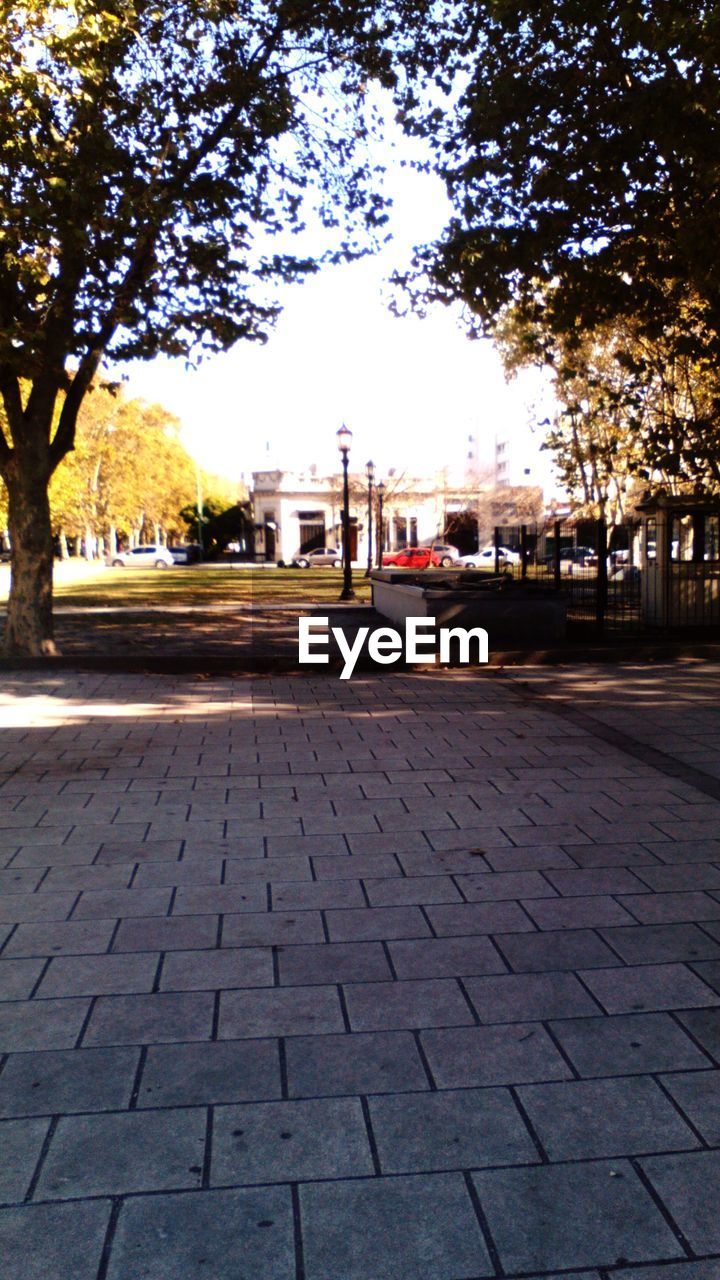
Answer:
[1,664,720,1279]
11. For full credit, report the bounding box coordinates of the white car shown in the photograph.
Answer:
[292,547,343,568]
[430,543,460,567]
[109,545,175,569]
[457,546,519,568]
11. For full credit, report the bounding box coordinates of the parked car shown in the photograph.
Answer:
[610,563,641,583]
[292,547,343,568]
[430,543,460,566]
[540,546,596,574]
[169,543,203,565]
[456,546,518,568]
[109,545,175,569]
[382,547,434,568]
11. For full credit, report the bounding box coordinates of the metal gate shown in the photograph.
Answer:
[490,520,642,635]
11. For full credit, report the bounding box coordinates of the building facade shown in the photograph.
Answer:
[251,470,447,564]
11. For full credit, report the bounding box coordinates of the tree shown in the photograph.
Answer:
[113,401,195,545]
[0,473,7,546]
[1,0,429,654]
[497,300,720,519]
[397,3,720,355]
[180,497,252,557]
[47,387,194,553]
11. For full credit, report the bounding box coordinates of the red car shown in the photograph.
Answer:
[382,547,437,568]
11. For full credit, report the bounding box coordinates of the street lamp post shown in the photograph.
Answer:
[365,460,375,577]
[376,479,385,569]
[337,424,355,601]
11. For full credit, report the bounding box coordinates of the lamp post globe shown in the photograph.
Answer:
[336,424,352,455]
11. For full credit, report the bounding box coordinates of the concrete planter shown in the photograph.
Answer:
[371,571,567,644]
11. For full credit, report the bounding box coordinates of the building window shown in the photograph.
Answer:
[299,521,326,553]
[670,515,694,562]
[706,515,720,561]
[409,517,418,547]
[264,513,277,561]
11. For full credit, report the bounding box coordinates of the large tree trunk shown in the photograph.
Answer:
[3,450,57,657]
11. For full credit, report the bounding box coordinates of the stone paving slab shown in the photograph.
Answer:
[105,1186,296,1280]
[472,1159,683,1272]
[3,663,720,1278]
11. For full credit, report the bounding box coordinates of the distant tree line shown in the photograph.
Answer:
[0,386,241,558]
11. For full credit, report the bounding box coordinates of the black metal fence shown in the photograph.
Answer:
[664,560,720,629]
[490,519,642,636]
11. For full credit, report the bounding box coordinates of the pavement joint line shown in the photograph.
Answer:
[0,921,18,956]
[507,672,720,803]
[486,934,514,973]
[290,1181,306,1280]
[104,919,122,953]
[23,1113,59,1203]
[570,969,618,1016]
[456,976,482,1025]
[95,1197,123,1280]
[696,921,720,944]
[27,956,52,1000]
[151,954,165,993]
[201,1105,214,1190]
[464,1167,505,1277]
[411,1029,438,1091]
[651,1071,712,1151]
[380,940,398,980]
[359,1094,382,1177]
[508,1084,550,1165]
[667,1009,720,1066]
[336,984,352,1034]
[128,1046,147,1110]
[630,1156,696,1260]
[73,995,97,1048]
[540,1019,582,1080]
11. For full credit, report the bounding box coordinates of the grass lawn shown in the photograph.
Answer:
[29,565,375,607]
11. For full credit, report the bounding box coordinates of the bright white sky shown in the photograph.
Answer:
[122,125,561,496]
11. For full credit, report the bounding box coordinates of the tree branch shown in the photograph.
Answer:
[0,367,21,464]
[48,17,297,474]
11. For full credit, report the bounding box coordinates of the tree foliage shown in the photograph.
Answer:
[48,388,199,544]
[497,301,720,522]
[397,2,720,355]
[0,383,231,550]
[1,0,425,455]
[180,497,252,557]
[0,0,434,651]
